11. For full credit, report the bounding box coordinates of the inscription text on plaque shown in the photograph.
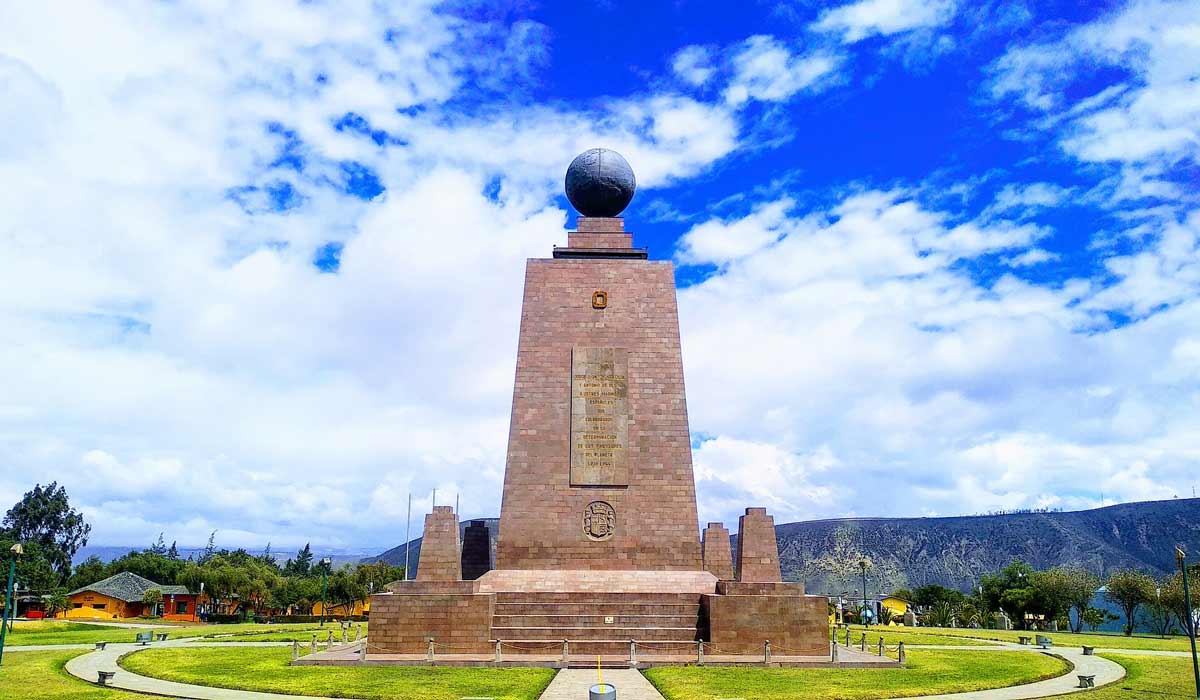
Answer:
[570,347,629,486]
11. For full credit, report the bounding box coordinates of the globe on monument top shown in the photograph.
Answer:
[564,147,636,218]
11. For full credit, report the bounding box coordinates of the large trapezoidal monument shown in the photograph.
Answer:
[369,148,827,661]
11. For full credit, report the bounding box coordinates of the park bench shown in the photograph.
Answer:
[1035,635,1053,648]
[1078,674,1095,688]
[135,632,153,645]
[1082,645,1094,655]
[94,642,107,650]
[97,671,116,686]
[155,633,168,641]
[1018,636,1032,645]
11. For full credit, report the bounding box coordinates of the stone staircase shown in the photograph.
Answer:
[490,591,703,655]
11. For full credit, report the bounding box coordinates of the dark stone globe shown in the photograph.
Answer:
[565,148,636,217]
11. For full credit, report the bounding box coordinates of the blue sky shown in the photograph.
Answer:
[0,0,1197,553]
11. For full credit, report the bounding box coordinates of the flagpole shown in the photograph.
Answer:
[404,493,412,582]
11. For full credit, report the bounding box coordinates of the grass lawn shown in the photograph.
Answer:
[0,649,156,699]
[643,649,1068,700]
[7,620,343,646]
[121,646,556,700]
[833,626,998,647]
[1033,653,1199,699]
[887,625,1198,652]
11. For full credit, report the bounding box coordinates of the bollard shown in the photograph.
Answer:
[326,631,333,649]
[310,635,317,654]
[878,637,884,657]
[859,632,866,652]
[495,640,502,663]
[354,624,361,642]
[358,643,366,662]
[561,639,569,666]
[764,640,771,665]
[589,683,617,700]
[898,641,906,665]
[697,640,704,665]
[831,640,839,662]
[629,640,637,666]
[292,640,299,661]
[427,638,435,663]
[844,628,850,647]
[341,627,347,644]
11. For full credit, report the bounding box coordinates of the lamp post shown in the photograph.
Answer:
[0,544,24,668]
[860,560,869,627]
[319,557,332,627]
[1178,547,1199,699]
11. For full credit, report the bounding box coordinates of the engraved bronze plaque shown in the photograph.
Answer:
[570,347,629,486]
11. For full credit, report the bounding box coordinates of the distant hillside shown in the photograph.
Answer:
[368,500,1200,589]
[778,497,1200,594]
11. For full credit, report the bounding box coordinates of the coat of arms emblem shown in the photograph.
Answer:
[583,501,616,541]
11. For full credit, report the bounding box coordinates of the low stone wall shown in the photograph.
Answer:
[369,591,495,654]
[704,592,827,655]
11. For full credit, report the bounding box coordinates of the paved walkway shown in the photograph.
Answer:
[540,668,664,700]
[882,647,1124,700]
[35,635,1142,700]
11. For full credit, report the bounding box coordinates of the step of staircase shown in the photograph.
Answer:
[491,625,698,641]
[493,613,699,627]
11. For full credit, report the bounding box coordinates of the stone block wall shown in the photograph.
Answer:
[368,591,494,654]
[416,506,461,582]
[703,592,828,655]
[702,522,734,580]
[735,507,781,582]
[496,244,702,571]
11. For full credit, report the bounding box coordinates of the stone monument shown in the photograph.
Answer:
[368,148,827,660]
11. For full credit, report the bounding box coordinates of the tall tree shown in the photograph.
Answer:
[1048,566,1101,633]
[68,555,108,591]
[149,533,167,556]
[1105,569,1156,636]
[284,543,313,576]
[198,531,216,564]
[167,541,179,560]
[1,482,91,582]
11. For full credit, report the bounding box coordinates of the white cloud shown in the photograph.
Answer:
[674,187,1200,521]
[723,36,842,106]
[813,0,958,43]
[672,45,715,87]
[989,0,1200,173]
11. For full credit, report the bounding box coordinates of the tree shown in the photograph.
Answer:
[45,588,69,618]
[1081,607,1116,632]
[149,533,167,556]
[1161,567,1200,639]
[1,482,91,582]
[1046,566,1101,633]
[141,588,163,617]
[1031,567,1079,629]
[1143,583,1177,638]
[284,543,313,577]
[167,541,179,560]
[911,584,966,609]
[982,560,1037,628]
[1105,569,1155,636]
[198,531,216,564]
[68,555,108,591]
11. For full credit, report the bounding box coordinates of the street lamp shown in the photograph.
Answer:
[859,560,870,627]
[319,557,332,627]
[1178,547,1199,699]
[0,544,24,667]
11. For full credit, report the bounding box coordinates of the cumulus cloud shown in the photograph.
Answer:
[672,45,715,87]
[813,0,958,43]
[723,36,842,106]
[674,186,1199,522]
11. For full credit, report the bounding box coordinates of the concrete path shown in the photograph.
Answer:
[5,643,97,651]
[43,635,1138,700]
[882,647,1125,700]
[540,668,664,700]
[63,640,333,700]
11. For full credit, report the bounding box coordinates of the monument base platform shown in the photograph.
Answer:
[302,640,900,668]
[369,572,829,658]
